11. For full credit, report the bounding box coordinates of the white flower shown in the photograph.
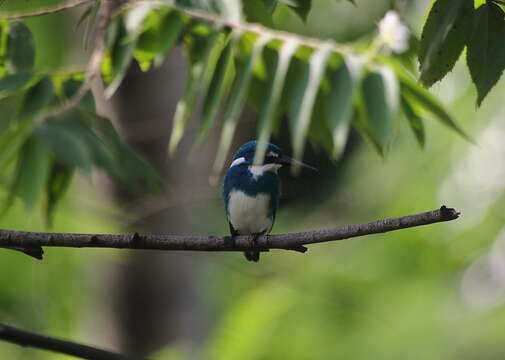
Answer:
[378,10,410,54]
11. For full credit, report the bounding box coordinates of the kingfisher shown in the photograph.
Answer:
[222,141,316,262]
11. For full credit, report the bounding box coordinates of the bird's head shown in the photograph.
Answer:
[230,141,317,172]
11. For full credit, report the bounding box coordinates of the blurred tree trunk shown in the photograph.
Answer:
[105,48,210,358]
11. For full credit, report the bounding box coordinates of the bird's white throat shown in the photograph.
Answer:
[229,156,281,180]
[248,164,281,179]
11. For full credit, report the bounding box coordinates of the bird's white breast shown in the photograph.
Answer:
[227,190,273,235]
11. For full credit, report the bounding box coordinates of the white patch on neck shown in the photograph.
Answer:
[248,163,281,179]
[230,157,246,167]
[267,151,279,158]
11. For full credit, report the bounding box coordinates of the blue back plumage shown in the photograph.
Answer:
[222,141,282,218]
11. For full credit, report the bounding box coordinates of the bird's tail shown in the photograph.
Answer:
[243,251,260,262]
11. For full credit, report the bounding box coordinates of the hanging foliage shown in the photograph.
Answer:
[0,0,503,220]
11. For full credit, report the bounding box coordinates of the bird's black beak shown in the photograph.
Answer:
[276,155,318,172]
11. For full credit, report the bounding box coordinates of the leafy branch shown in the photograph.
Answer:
[419,0,505,105]
[123,0,351,54]
[0,0,497,222]
[110,0,466,174]
[0,0,94,19]
[43,0,112,120]
[0,206,460,259]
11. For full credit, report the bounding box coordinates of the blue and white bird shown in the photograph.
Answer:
[222,141,316,262]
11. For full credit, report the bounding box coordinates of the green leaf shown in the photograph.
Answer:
[159,11,186,54]
[467,3,505,106]
[117,144,162,192]
[0,72,32,100]
[0,91,22,126]
[36,115,94,172]
[307,95,334,154]
[83,110,161,191]
[287,0,312,21]
[254,39,299,164]
[495,1,505,12]
[176,0,211,12]
[197,36,236,146]
[6,21,35,73]
[267,0,354,14]
[168,32,220,154]
[419,0,473,87]
[64,111,122,177]
[104,21,137,98]
[134,33,159,71]
[84,111,121,144]
[325,54,362,159]
[19,76,53,118]
[62,78,95,111]
[360,66,399,154]
[132,10,185,70]
[262,0,279,12]
[37,111,130,181]
[397,68,470,142]
[202,33,229,91]
[0,21,8,73]
[0,114,33,173]
[76,0,100,49]
[243,0,275,27]
[106,18,120,48]
[13,135,52,210]
[124,2,158,37]
[212,34,272,179]
[76,1,98,33]
[45,162,74,227]
[289,44,331,169]
[400,95,425,148]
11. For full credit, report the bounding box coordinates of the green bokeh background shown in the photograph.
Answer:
[2,0,505,359]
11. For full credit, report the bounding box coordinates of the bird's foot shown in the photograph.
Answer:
[252,232,262,245]
[243,233,264,263]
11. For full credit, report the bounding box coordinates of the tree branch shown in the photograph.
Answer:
[0,0,94,19]
[42,0,113,120]
[119,0,351,55]
[0,206,460,259]
[0,323,135,360]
